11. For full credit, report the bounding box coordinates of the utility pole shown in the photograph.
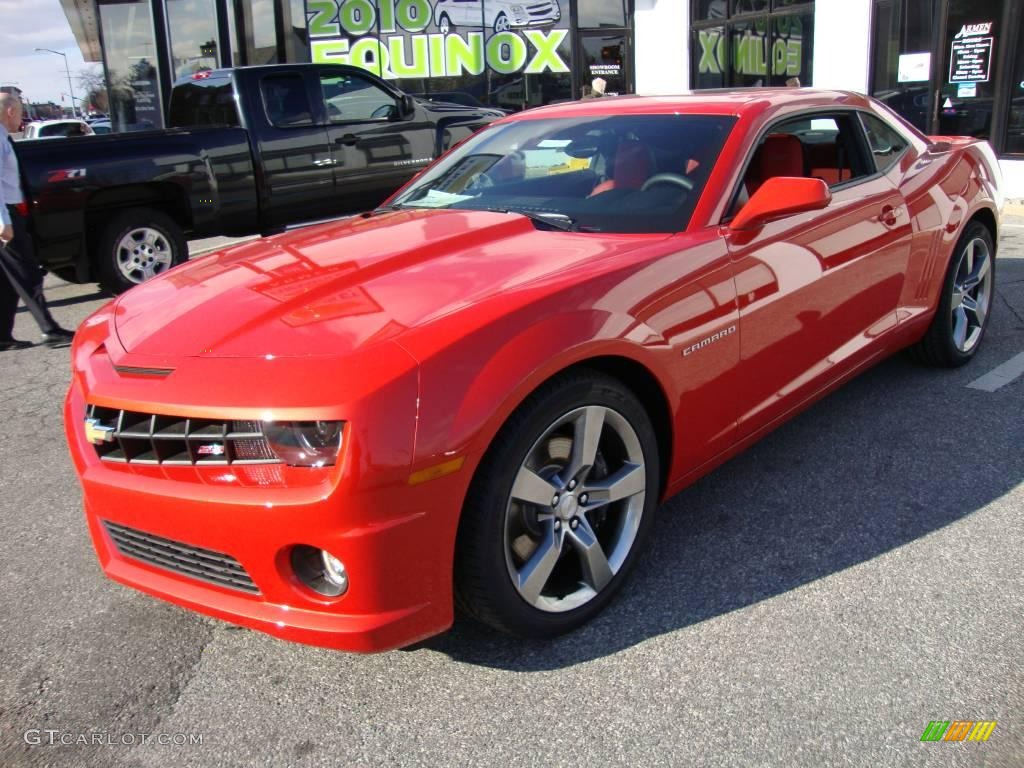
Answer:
[35,48,78,118]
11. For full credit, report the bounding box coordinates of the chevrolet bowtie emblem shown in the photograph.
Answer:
[84,418,116,445]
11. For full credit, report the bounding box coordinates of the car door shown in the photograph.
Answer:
[725,112,912,439]
[253,72,335,229]
[317,70,436,212]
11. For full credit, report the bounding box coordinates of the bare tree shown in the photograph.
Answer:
[78,66,109,114]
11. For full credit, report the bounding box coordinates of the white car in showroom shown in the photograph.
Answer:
[434,0,560,34]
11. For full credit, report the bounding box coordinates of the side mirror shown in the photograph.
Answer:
[729,177,831,232]
[398,94,416,119]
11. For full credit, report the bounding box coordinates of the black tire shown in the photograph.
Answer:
[454,369,660,638]
[95,207,187,294]
[493,12,510,33]
[908,220,996,367]
[438,12,451,34]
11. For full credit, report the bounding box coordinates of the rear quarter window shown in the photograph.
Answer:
[168,78,240,128]
[859,113,909,173]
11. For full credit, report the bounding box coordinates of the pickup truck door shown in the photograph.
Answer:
[315,70,436,211]
[251,72,336,229]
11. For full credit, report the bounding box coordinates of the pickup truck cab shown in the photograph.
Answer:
[15,64,499,292]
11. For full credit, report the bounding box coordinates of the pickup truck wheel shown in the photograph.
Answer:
[96,209,187,294]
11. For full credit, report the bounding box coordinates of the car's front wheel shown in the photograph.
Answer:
[437,13,451,34]
[909,220,995,367]
[455,370,659,637]
[493,12,510,33]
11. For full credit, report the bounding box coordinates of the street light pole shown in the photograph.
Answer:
[35,48,78,118]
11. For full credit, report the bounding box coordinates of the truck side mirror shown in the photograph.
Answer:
[398,94,416,119]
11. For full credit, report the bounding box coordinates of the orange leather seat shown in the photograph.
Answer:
[744,134,805,196]
[590,140,651,196]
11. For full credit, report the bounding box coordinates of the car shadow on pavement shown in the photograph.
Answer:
[417,257,1024,670]
[15,288,107,312]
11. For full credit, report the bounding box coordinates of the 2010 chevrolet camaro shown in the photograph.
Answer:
[66,90,1002,652]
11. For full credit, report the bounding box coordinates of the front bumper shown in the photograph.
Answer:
[64,341,466,653]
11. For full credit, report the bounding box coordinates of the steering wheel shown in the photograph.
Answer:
[641,173,694,192]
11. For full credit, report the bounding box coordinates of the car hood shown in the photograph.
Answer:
[112,209,663,359]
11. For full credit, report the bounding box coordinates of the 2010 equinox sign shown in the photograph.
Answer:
[308,0,570,80]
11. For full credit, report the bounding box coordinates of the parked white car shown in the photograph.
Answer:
[22,119,94,139]
[434,0,560,34]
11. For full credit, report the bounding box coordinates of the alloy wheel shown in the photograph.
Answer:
[116,227,173,284]
[503,405,647,613]
[950,236,993,353]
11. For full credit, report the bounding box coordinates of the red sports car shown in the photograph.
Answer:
[65,90,1002,652]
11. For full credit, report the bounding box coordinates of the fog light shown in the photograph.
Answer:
[321,551,348,590]
[290,545,348,597]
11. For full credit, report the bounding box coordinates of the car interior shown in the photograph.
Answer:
[728,113,876,217]
[407,114,737,233]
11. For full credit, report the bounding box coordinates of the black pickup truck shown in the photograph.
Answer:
[15,64,499,292]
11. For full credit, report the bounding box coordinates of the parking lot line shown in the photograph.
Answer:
[967,350,1024,392]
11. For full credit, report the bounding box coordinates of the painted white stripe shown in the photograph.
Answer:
[967,350,1024,392]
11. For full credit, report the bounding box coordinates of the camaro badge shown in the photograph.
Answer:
[682,325,737,357]
[196,444,226,456]
[84,418,116,445]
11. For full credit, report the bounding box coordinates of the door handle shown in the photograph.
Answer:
[878,205,899,226]
[312,158,336,167]
[335,134,359,146]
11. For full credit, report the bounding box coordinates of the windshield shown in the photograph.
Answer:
[390,113,735,233]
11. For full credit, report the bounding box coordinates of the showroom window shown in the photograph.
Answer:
[691,0,814,89]
[98,0,165,131]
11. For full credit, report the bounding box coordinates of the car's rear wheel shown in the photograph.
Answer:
[908,220,995,367]
[455,370,659,637]
[95,208,187,294]
[438,12,451,34]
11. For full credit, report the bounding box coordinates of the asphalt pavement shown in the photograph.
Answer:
[0,219,1021,768]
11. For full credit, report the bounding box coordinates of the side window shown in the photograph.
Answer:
[260,75,314,128]
[743,113,874,193]
[168,79,240,128]
[859,113,909,173]
[319,74,397,123]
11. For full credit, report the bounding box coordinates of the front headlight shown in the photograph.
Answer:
[263,421,344,467]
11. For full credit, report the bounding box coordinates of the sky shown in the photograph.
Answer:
[0,0,103,107]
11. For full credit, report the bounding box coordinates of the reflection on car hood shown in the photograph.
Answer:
[112,208,660,358]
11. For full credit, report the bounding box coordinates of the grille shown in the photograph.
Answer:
[103,521,260,594]
[86,405,279,466]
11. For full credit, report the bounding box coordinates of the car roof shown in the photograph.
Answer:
[504,89,875,121]
[33,119,88,126]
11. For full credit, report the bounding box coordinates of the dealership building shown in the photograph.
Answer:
[60,0,1024,194]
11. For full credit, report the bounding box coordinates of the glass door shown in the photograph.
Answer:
[577,31,631,97]
[937,0,1006,140]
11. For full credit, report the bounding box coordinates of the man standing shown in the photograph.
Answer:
[0,92,73,350]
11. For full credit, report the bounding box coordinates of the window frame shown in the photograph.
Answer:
[719,106,897,226]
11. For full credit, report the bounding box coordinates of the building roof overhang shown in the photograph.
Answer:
[60,0,102,63]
